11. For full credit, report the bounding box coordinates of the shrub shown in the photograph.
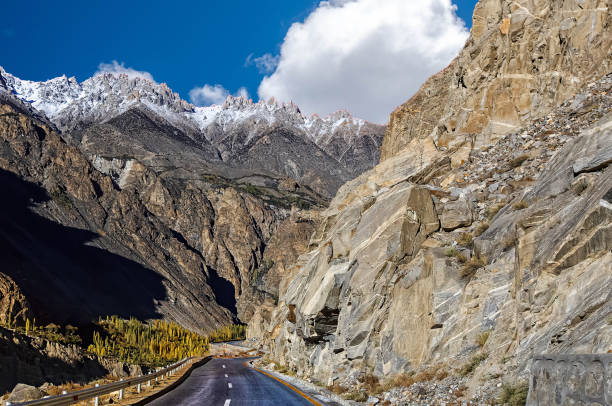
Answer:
[460,255,487,279]
[459,353,488,376]
[485,202,506,220]
[50,189,72,209]
[446,247,468,264]
[456,232,473,248]
[474,221,490,236]
[476,331,490,347]
[512,200,528,211]
[382,372,416,390]
[510,154,529,168]
[445,247,460,257]
[502,233,517,251]
[343,391,369,402]
[326,382,347,395]
[499,382,529,406]
[360,374,383,394]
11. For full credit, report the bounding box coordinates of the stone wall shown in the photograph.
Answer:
[527,354,612,406]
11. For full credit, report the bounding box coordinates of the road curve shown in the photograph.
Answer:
[147,357,327,405]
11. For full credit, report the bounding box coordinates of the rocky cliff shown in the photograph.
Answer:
[248,0,612,401]
[381,0,611,163]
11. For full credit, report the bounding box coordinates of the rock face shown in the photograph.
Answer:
[381,0,611,162]
[248,69,612,405]
[0,273,31,327]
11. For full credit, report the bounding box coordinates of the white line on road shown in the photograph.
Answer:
[228,383,233,389]
[224,400,231,406]
[225,374,228,378]
[222,365,226,369]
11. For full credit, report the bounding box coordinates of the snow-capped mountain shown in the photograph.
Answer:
[0,67,383,152]
[0,67,384,195]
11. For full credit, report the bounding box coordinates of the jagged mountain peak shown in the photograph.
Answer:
[0,67,385,196]
[0,67,382,141]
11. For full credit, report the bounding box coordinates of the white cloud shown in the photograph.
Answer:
[95,61,155,81]
[257,0,468,123]
[189,84,250,106]
[245,53,281,74]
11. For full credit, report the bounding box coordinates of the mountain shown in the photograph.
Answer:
[248,0,611,403]
[0,67,384,196]
[0,65,384,334]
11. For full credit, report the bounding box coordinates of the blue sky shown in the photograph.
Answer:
[1,0,478,122]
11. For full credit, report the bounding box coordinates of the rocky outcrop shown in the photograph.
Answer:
[0,273,31,326]
[381,0,611,162]
[248,73,612,403]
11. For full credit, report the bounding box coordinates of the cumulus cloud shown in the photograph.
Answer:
[95,60,155,81]
[258,0,469,123]
[189,84,250,106]
[245,53,281,74]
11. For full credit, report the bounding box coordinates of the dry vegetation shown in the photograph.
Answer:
[474,221,489,236]
[512,200,528,211]
[460,255,487,279]
[456,232,473,248]
[459,353,488,376]
[476,331,490,347]
[485,202,507,220]
[498,382,529,406]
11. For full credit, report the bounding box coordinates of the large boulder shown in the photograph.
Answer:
[8,384,43,403]
[440,196,473,231]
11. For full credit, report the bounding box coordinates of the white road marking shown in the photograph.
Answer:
[224,374,228,378]
[222,365,226,369]
[224,400,231,406]
[228,383,233,389]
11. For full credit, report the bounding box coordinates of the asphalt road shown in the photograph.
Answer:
[147,358,324,405]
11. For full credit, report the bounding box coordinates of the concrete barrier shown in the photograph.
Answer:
[526,354,612,405]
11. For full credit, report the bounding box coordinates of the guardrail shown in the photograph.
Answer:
[6,357,197,406]
[526,353,612,406]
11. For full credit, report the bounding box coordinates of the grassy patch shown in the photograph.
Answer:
[343,391,369,402]
[456,232,473,248]
[498,382,529,406]
[326,382,347,395]
[512,200,528,211]
[459,353,488,376]
[485,202,506,220]
[502,233,517,251]
[476,331,490,348]
[445,247,460,257]
[460,255,486,279]
[474,221,489,236]
[445,247,467,264]
[50,189,73,209]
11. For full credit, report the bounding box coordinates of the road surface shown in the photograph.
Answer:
[147,357,328,405]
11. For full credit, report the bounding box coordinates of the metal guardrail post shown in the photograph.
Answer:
[137,383,141,394]
[94,384,99,406]
[118,379,124,400]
